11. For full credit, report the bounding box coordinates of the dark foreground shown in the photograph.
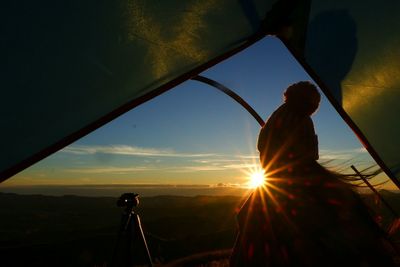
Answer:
[0,192,243,266]
[0,191,399,266]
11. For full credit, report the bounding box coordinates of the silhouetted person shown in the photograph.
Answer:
[258,81,320,172]
[230,82,395,266]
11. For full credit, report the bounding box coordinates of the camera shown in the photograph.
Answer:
[117,193,139,208]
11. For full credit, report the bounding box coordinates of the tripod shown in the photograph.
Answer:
[112,193,153,267]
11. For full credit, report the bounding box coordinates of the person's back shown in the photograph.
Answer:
[230,81,396,267]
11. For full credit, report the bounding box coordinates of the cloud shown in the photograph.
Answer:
[237,154,259,159]
[212,182,241,187]
[66,166,151,174]
[172,166,226,172]
[319,147,369,160]
[170,162,259,172]
[192,159,242,164]
[62,145,216,158]
[60,145,263,174]
[60,145,373,175]
[222,163,259,169]
[357,147,368,153]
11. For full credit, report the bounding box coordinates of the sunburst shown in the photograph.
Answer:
[248,169,266,189]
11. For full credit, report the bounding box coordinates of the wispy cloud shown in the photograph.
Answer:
[171,163,259,172]
[66,166,151,174]
[192,158,243,164]
[211,182,242,187]
[62,145,216,158]
[60,145,372,175]
[174,166,227,172]
[65,163,258,175]
[59,145,264,175]
[319,147,368,160]
[222,163,259,169]
[237,154,259,159]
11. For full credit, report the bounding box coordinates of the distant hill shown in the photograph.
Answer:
[0,184,249,197]
[1,190,400,266]
[0,192,243,266]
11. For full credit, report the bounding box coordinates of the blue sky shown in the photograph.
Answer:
[2,37,393,189]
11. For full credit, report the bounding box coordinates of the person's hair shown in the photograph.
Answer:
[284,81,320,115]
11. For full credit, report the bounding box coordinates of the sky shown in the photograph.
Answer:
[1,36,395,191]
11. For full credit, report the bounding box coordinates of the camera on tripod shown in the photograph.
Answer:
[112,192,153,267]
[117,193,139,209]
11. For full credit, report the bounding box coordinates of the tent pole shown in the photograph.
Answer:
[351,165,398,219]
[191,75,265,127]
[279,37,400,190]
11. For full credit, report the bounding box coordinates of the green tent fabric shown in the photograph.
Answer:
[1,0,276,180]
[2,0,400,188]
[302,0,400,184]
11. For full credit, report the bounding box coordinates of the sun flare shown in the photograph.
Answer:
[248,170,266,189]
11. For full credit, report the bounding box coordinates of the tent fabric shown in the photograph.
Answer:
[302,1,400,183]
[1,0,276,181]
[2,0,400,187]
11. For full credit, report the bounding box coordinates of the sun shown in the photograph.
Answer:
[248,170,266,189]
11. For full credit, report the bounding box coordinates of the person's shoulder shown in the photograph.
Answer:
[274,103,288,113]
[303,116,314,126]
[268,104,288,119]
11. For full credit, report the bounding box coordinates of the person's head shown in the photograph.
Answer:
[283,81,320,115]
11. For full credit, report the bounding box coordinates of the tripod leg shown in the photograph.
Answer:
[111,212,132,267]
[133,214,153,267]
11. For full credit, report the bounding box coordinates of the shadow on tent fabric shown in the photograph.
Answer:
[305,9,358,105]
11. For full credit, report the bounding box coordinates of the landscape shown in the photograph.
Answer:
[1,189,400,266]
[0,190,244,266]
[3,2,400,267]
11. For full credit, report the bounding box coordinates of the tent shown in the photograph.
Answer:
[2,0,400,188]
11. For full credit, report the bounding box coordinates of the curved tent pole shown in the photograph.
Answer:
[191,75,265,127]
[1,34,268,183]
